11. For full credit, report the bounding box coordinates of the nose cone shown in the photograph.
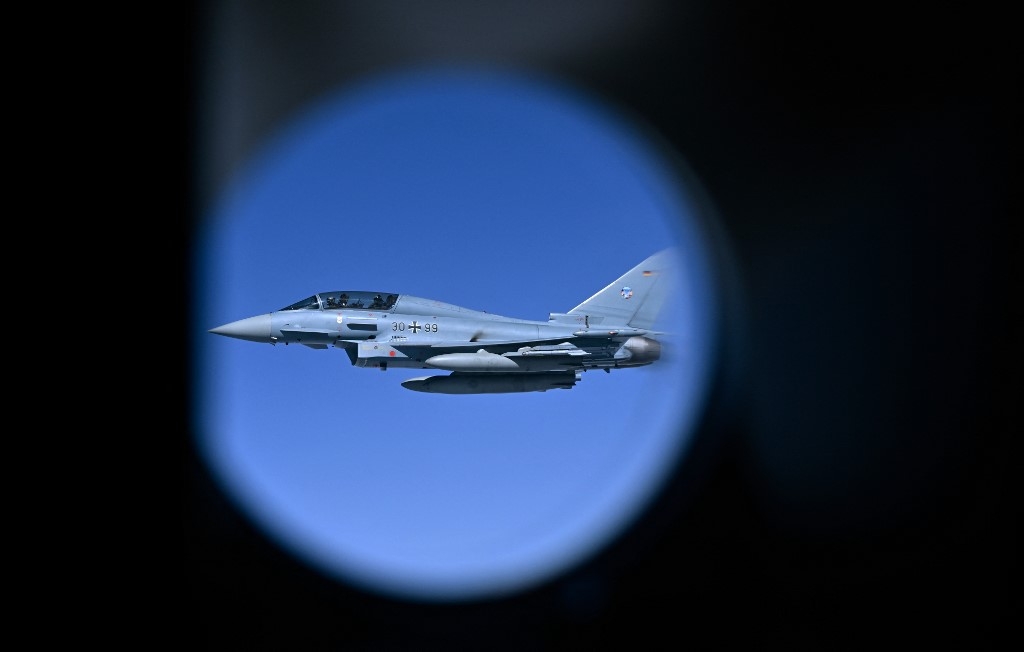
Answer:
[209,314,273,343]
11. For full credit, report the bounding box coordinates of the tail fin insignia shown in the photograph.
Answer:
[567,249,677,330]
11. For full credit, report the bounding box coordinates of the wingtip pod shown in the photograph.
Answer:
[401,371,580,394]
[566,248,678,330]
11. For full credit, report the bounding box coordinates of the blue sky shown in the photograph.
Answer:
[193,68,719,601]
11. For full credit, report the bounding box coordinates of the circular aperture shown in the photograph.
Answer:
[194,69,722,601]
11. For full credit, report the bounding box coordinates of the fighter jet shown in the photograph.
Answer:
[209,249,676,394]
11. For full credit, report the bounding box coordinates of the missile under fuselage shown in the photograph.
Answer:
[425,351,521,371]
[401,371,580,394]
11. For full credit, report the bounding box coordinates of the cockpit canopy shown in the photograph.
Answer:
[279,291,398,312]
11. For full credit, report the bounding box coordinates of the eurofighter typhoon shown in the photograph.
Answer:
[209,249,675,394]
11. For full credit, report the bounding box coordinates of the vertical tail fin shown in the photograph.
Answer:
[567,249,677,329]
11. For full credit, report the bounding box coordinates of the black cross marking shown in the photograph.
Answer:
[409,321,421,333]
